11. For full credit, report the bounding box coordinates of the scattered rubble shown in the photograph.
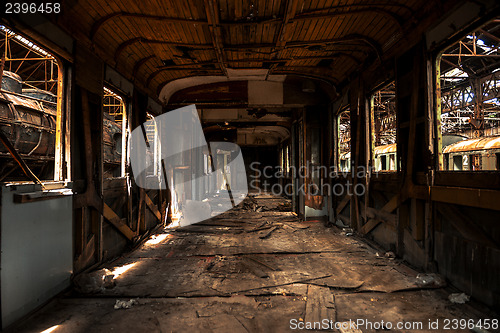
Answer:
[374,251,397,259]
[335,219,349,228]
[114,299,138,309]
[449,293,470,304]
[384,251,396,259]
[341,227,354,236]
[415,273,446,288]
[236,195,292,212]
[259,226,279,239]
[73,268,115,293]
[275,201,292,212]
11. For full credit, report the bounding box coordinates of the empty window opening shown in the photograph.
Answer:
[389,153,396,170]
[380,155,387,171]
[438,18,500,171]
[371,81,397,172]
[0,25,63,182]
[279,143,291,178]
[337,107,350,172]
[453,155,463,170]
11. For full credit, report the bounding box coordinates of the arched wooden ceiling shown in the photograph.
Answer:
[59,0,424,99]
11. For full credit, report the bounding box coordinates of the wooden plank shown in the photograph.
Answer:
[337,214,350,226]
[431,186,500,211]
[381,194,399,213]
[360,218,382,234]
[242,257,269,278]
[138,186,146,234]
[74,234,95,274]
[410,198,425,241]
[246,222,272,232]
[304,285,336,325]
[434,171,500,190]
[436,204,499,249]
[365,207,396,226]
[243,255,278,271]
[102,202,135,241]
[142,189,162,221]
[259,226,279,239]
[335,195,351,215]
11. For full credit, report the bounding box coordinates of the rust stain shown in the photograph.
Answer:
[443,136,500,153]
[374,143,397,154]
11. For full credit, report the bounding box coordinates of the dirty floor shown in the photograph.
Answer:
[9,194,499,332]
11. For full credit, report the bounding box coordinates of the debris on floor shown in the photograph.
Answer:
[449,292,470,304]
[114,299,138,309]
[415,273,446,288]
[341,227,354,236]
[73,268,115,293]
[10,194,499,332]
[338,323,364,333]
[384,251,396,259]
[335,219,349,228]
[259,226,279,239]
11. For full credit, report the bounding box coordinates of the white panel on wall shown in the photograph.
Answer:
[1,184,73,329]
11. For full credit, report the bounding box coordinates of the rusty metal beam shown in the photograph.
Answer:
[147,53,357,87]
[267,0,299,78]
[132,55,156,78]
[223,35,382,60]
[114,38,212,63]
[115,36,378,72]
[154,53,362,69]
[90,3,410,42]
[292,7,404,33]
[436,204,499,249]
[204,0,228,77]
[90,12,207,42]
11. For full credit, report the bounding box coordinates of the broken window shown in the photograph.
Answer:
[371,81,397,172]
[337,107,350,172]
[279,143,291,178]
[437,18,500,171]
[103,87,127,178]
[0,25,64,182]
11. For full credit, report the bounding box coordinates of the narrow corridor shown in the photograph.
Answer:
[10,195,497,332]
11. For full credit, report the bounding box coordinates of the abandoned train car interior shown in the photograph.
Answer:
[0,0,500,331]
